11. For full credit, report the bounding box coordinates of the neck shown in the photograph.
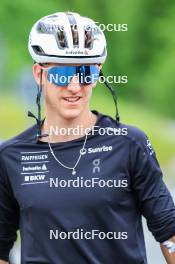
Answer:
[41,109,97,143]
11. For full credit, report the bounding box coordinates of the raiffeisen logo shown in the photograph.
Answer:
[84,145,112,154]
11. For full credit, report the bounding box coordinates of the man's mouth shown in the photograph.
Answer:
[63,96,81,103]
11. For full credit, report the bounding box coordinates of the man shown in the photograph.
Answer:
[0,11,175,264]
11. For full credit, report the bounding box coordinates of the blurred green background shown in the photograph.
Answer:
[0,0,175,182]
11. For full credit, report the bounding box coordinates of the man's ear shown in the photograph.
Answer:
[33,63,42,85]
[91,82,98,89]
[98,63,102,70]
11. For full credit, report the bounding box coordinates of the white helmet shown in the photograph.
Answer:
[28,12,107,64]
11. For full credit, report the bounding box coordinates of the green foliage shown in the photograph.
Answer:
[0,0,175,116]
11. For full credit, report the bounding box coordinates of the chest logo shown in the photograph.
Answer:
[92,159,101,173]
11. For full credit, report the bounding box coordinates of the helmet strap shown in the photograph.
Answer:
[28,68,48,139]
[99,70,120,124]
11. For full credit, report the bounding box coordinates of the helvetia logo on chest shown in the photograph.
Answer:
[23,164,47,171]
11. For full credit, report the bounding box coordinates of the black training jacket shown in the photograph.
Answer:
[0,110,175,264]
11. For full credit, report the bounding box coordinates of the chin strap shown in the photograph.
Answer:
[28,68,48,139]
[99,70,120,124]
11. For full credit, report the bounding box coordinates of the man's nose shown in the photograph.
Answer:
[66,75,82,93]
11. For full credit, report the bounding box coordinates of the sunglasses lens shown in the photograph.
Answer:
[47,66,76,86]
[47,65,100,87]
[85,65,100,84]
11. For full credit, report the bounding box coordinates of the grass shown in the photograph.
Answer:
[0,97,29,139]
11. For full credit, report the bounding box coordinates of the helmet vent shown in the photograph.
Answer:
[32,45,45,55]
[66,13,79,48]
[56,30,68,48]
[85,28,94,49]
[37,22,50,34]
[71,24,79,47]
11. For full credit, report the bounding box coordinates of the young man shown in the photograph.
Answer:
[0,12,175,264]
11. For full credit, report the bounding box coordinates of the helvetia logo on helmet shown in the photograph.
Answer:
[65,50,89,55]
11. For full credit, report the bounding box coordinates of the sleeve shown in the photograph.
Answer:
[0,153,20,261]
[129,130,175,243]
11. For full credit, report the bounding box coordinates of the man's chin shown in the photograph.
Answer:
[60,109,82,120]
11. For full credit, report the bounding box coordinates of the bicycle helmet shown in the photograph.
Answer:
[28,12,107,64]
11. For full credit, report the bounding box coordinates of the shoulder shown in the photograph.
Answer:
[100,113,148,141]
[0,124,37,156]
[100,112,153,154]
